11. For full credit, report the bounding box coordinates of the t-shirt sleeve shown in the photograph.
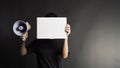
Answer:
[26,39,37,54]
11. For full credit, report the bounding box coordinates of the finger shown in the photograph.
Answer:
[65,26,70,28]
[66,29,70,32]
[23,32,28,37]
[65,29,70,33]
[66,24,70,27]
[65,27,70,29]
[65,29,70,32]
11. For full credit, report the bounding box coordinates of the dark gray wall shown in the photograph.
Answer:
[0,0,120,68]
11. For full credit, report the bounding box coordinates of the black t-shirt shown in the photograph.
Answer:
[26,39,64,68]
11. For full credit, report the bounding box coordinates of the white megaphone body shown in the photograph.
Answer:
[13,20,31,37]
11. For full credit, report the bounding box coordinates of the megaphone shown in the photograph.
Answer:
[13,20,31,36]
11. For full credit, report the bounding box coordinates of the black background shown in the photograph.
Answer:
[0,0,120,68]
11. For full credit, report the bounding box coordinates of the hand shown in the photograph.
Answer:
[65,24,71,36]
[20,32,28,41]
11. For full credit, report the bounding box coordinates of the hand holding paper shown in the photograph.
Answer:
[65,24,71,36]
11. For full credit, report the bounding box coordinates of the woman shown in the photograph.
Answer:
[20,13,71,68]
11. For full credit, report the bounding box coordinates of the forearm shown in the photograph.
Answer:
[62,38,69,59]
[20,41,27,56]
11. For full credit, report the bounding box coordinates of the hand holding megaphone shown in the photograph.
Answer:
[20,32,28,41]
[13,20,31,41]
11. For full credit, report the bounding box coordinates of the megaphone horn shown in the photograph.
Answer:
[13,20,31,36]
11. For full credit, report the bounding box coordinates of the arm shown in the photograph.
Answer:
[20,32,28,56]
[62,24,71,59]
[20,41,27,56]
[62,38,69,59]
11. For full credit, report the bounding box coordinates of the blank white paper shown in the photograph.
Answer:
[37,17,67,39]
